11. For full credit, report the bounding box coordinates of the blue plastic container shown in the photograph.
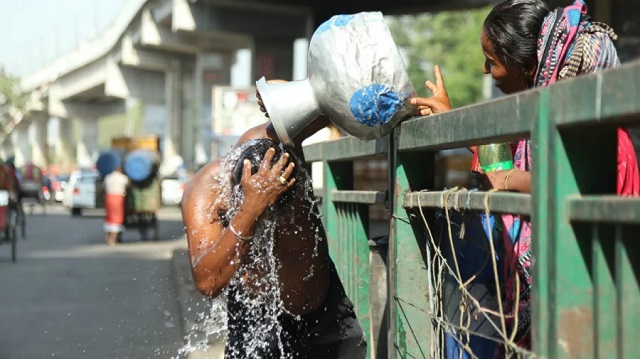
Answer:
[124,150,159,182]
[96,151,122,177]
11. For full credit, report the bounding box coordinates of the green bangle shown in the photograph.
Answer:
[229,224,254,242]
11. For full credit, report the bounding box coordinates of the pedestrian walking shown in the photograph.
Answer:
[103,166,129,246]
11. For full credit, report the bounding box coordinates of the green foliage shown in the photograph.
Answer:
[387,7,491,107]
[0,68,28,121]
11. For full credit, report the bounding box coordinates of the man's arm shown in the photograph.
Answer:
[182,160,252,298]
[182,149,296,298]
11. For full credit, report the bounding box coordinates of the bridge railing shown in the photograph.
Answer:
[304,59,640,358]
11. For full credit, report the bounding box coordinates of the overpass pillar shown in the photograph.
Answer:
[29,114,49,169]
[11,120,31,168]
[191,52,205,168]
[184,52,232,169]
[54,119,75,171]
[76,118,99,168]
[164,62,182,165]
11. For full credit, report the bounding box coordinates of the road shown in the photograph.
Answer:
[0,204,188,359]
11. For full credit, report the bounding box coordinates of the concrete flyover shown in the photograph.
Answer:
[10,0,313,173]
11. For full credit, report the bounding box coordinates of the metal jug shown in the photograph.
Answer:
[256,12,416,147]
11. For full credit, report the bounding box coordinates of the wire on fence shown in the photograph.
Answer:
[411,188,536,358]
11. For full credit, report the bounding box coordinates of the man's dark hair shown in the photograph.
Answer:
[231,139,301,206]
[483,0,550,75]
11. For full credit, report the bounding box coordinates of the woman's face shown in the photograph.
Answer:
[481,28,529,95]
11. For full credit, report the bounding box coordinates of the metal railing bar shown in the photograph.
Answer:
[403,190,531,215]
[398,90,537,152]
[332,190,385,205]
[303,136,389,162]
[567,195,640,224]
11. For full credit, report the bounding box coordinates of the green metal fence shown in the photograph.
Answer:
[304,59,640,358]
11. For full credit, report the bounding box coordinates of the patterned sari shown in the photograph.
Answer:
[473,0,639,350]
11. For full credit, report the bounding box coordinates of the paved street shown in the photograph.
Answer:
[0,204,188,359]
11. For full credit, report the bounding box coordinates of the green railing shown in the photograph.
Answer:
[304,59,640,358]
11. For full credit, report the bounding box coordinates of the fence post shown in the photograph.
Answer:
[532,80,618,358]
[389,128,435,359]
[323,160,372,357]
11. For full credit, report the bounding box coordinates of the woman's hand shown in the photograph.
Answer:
[241,148,296,212]
[256,79,288,118]
[410,65,453,116]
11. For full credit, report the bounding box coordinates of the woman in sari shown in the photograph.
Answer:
[411,0,639,352]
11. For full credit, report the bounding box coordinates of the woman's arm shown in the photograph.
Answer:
[480,169,531,193]
[182,148,296,298]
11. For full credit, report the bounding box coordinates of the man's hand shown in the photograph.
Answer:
[410,65,452,116]
[256,79,288,118]
[241,148,295,212]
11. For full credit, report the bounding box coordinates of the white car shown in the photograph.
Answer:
[63,170,99,216]
[161,174,187,206]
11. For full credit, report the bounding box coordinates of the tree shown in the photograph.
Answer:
[0,68,28,125]
[387,7,491,108]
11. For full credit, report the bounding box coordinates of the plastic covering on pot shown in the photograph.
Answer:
[256,12,416,146]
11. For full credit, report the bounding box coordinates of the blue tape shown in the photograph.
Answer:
[349,84,402,127]
[314,14,356,36]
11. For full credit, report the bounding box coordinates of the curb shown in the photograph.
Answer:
[171,244,226,359]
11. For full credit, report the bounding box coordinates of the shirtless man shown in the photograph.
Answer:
[182,111,366,357]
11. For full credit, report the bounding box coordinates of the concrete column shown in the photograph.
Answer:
[29,115,49,169]
[55,119,75,171]
[192,52,206,168]
[11,120,31,168]
[164,61,182,164]
[231,48,253,88]
[76,117,99,168]
[292,38,309,81]
[181,54,203,169]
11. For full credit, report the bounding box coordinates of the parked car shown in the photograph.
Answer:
[51,174,70,202]
[63,170,98,216]
[161,173,187,206]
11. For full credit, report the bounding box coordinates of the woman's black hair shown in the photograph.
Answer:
[231,138,300,206]
[483,0,550,75]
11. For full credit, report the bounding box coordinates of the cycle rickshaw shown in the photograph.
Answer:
[0,190,18,262]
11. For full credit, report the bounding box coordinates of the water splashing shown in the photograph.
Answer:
[179,141,325,358]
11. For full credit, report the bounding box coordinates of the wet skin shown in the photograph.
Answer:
[182,121,333,316]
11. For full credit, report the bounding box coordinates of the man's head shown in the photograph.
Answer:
[231,139,302,206]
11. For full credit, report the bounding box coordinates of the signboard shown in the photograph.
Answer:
[212,86,266,136]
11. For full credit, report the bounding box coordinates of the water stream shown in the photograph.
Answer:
[178,141,323,358]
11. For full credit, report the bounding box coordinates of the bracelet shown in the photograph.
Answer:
[229,223,254,242]
[503,169,518,191]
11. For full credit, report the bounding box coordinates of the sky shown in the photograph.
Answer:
[0,0,127,77]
